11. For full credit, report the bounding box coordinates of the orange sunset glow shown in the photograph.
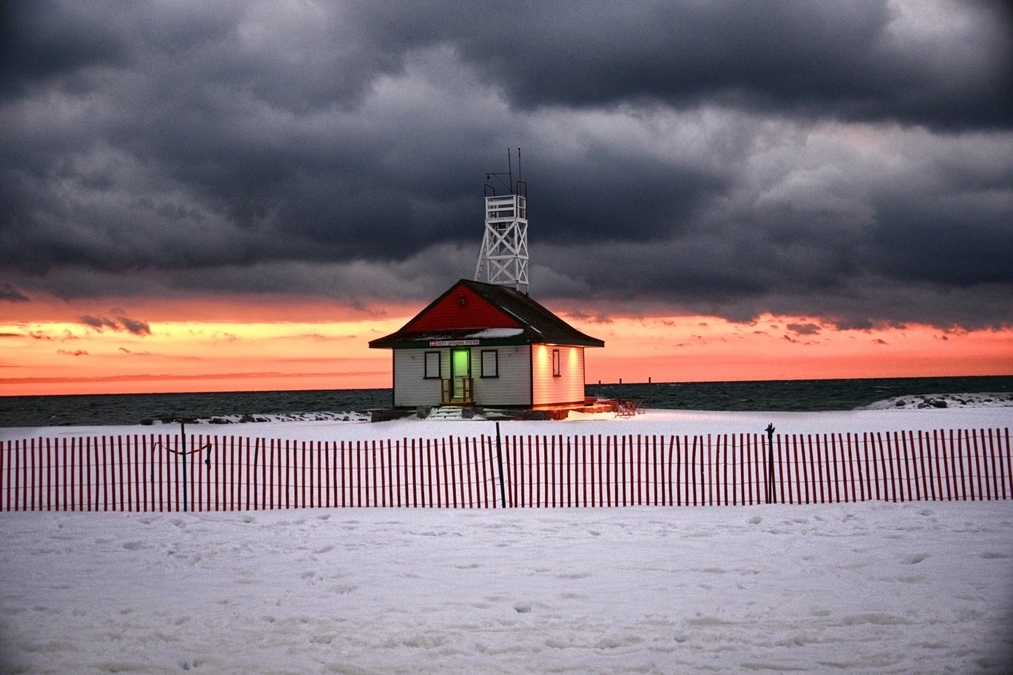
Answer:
[3,296,1010,397]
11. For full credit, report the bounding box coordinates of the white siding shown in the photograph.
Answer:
[531,345,586,406]
[473,346,532,406]
[392,350,445,407]
[392,346,533,407]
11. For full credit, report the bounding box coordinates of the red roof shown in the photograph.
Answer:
[369,279,604,349]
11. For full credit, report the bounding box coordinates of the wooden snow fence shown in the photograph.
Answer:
[1,428,1010,512]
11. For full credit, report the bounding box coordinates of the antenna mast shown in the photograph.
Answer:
[475,147,529,293]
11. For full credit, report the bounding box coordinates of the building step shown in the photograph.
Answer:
[422,406,481,421]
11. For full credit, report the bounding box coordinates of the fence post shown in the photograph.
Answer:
[179,422,188,512]
[495,422,507,508]
[765,424,775,504]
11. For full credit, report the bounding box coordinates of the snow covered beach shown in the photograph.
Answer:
[2,501,1012,675]
[2,400,1012,674]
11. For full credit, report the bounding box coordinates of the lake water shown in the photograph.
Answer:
[2,375,1011,427]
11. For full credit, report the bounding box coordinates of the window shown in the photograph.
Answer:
[424,351,441,379]
[481,350,498,378]
[552,349,561,377]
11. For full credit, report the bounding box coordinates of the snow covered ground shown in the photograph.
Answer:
[2,502,1011,674]
[1,401,1012,674]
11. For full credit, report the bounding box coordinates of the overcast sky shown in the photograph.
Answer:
[2,0,1011,330]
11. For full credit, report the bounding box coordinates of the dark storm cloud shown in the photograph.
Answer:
[0,282,29,302]
[0,0,1011,329]
[355,0,1013,130]
[79,311,151,336]
[787,323,822,336]
[0,0,129,100]
[116,315,152,336]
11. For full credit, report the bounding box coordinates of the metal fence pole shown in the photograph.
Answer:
[765,423,776,504]
[495,422,507,508]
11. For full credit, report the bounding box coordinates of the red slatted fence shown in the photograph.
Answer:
[1,428,1010,511]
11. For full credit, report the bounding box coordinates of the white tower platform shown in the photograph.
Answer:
[474,192,529,293]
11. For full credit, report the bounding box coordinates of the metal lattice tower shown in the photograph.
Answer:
[475,148,529,293]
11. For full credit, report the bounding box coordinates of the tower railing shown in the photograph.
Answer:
[475,193,529,293]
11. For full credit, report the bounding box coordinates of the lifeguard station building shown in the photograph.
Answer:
[368,278,604,408]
